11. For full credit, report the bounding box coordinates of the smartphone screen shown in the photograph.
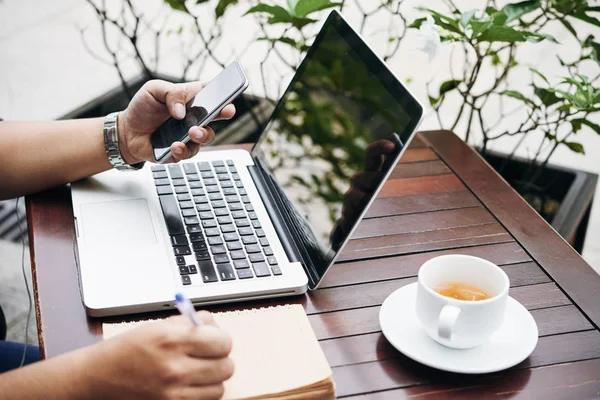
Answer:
[151,63,248,162]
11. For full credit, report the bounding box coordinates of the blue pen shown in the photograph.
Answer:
[174,293,202,327]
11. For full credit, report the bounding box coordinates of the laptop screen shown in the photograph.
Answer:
[252,11,423,287]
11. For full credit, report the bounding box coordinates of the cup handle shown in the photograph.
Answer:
[438,305,461,340]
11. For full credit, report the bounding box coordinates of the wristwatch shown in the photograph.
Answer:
[103,112,145,171]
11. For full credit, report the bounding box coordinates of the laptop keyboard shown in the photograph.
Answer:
[152,160,282,286]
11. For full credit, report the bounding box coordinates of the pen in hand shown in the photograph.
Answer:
[174,293,202,327]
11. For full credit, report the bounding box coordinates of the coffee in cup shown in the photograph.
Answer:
[434,282,491,301]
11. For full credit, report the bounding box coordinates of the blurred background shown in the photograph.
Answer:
[1,0,599,345]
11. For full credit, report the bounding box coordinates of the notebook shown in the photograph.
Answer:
[103,304,335,399]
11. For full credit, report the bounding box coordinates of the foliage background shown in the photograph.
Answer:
[0,0,599,266]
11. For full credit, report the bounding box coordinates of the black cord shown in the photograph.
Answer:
[15,197,32,367]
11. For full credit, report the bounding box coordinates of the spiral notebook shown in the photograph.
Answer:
[103,304,335,399]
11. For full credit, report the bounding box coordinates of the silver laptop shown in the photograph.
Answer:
[71,11,424,317]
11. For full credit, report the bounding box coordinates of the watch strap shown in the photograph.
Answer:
[103,112,145,171]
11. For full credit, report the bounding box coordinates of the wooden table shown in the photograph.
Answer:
[26,130,600,398]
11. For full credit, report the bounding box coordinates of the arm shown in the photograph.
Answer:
[0,118,109,199]
[0,80,235,200]
[0,343,95,399]
[0,312,233,400]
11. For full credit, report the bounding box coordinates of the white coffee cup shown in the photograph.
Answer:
[415,254,510,349]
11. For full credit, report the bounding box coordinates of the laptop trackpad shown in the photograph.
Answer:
[81,199,157,248]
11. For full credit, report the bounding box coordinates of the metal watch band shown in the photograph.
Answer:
[103,112,145,171]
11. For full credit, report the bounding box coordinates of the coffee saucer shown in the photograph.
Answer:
[379,283,538,374]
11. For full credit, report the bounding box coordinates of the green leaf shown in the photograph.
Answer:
[590,40,600,64]
[485,6,498,16]
[572,118,600,135]
[559,18,578,39]
[530,67,549,84]
[478,26,527,42]
[477,26,556,43]
[564,141,585,154]
[294,0,341,17]
[439,79,461,96]
[491,11,508,26]
[594,88,600,104]
[409,17,427,29]
[526,33,558,43]
[165,0,188,13]
[470,19,494,37]
[289,16,317,28]
[417,8,463,35]
[244,4,315,27]
[502,0,540,23]
[196,0,211,3]
[500,90,535,105]
[215,0,238,18]
[245,4,292,20]
[460,10,476,28]
[571,119,582,132]
[287,0,298,11]
[491,51,501,66]
[535,87,562,107]
[572,10,600,29]
[429,95,442,107]
[258,36,295,45]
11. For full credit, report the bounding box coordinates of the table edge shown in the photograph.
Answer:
[25,196,47,357]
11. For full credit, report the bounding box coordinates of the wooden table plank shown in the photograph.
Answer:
[389,160,451,179]
[365,191,480,218]
[397,148,439,163]
[421,130,600,329]
[345,357,600,399]
[500,262,552,287]
[352,207,496,239]
[378,175,465,198]
[340,223,512,261]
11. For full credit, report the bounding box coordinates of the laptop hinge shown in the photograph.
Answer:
[247,163,318,289]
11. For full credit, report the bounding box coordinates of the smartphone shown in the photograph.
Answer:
[150,62,249,163]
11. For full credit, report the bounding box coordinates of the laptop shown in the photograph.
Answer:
[71,10,424,317]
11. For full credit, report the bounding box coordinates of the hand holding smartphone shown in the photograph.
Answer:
[150,62,249,163]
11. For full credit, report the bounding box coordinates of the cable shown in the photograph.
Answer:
[15,197,32,367]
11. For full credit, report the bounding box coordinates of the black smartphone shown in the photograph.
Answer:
[150,61,249,163]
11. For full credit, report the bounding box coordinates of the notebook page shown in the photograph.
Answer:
[215,305,331,399]
[102,305,331,399]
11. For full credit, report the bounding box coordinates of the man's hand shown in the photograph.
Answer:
[89,311,234,400]
[118,80,236,164]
